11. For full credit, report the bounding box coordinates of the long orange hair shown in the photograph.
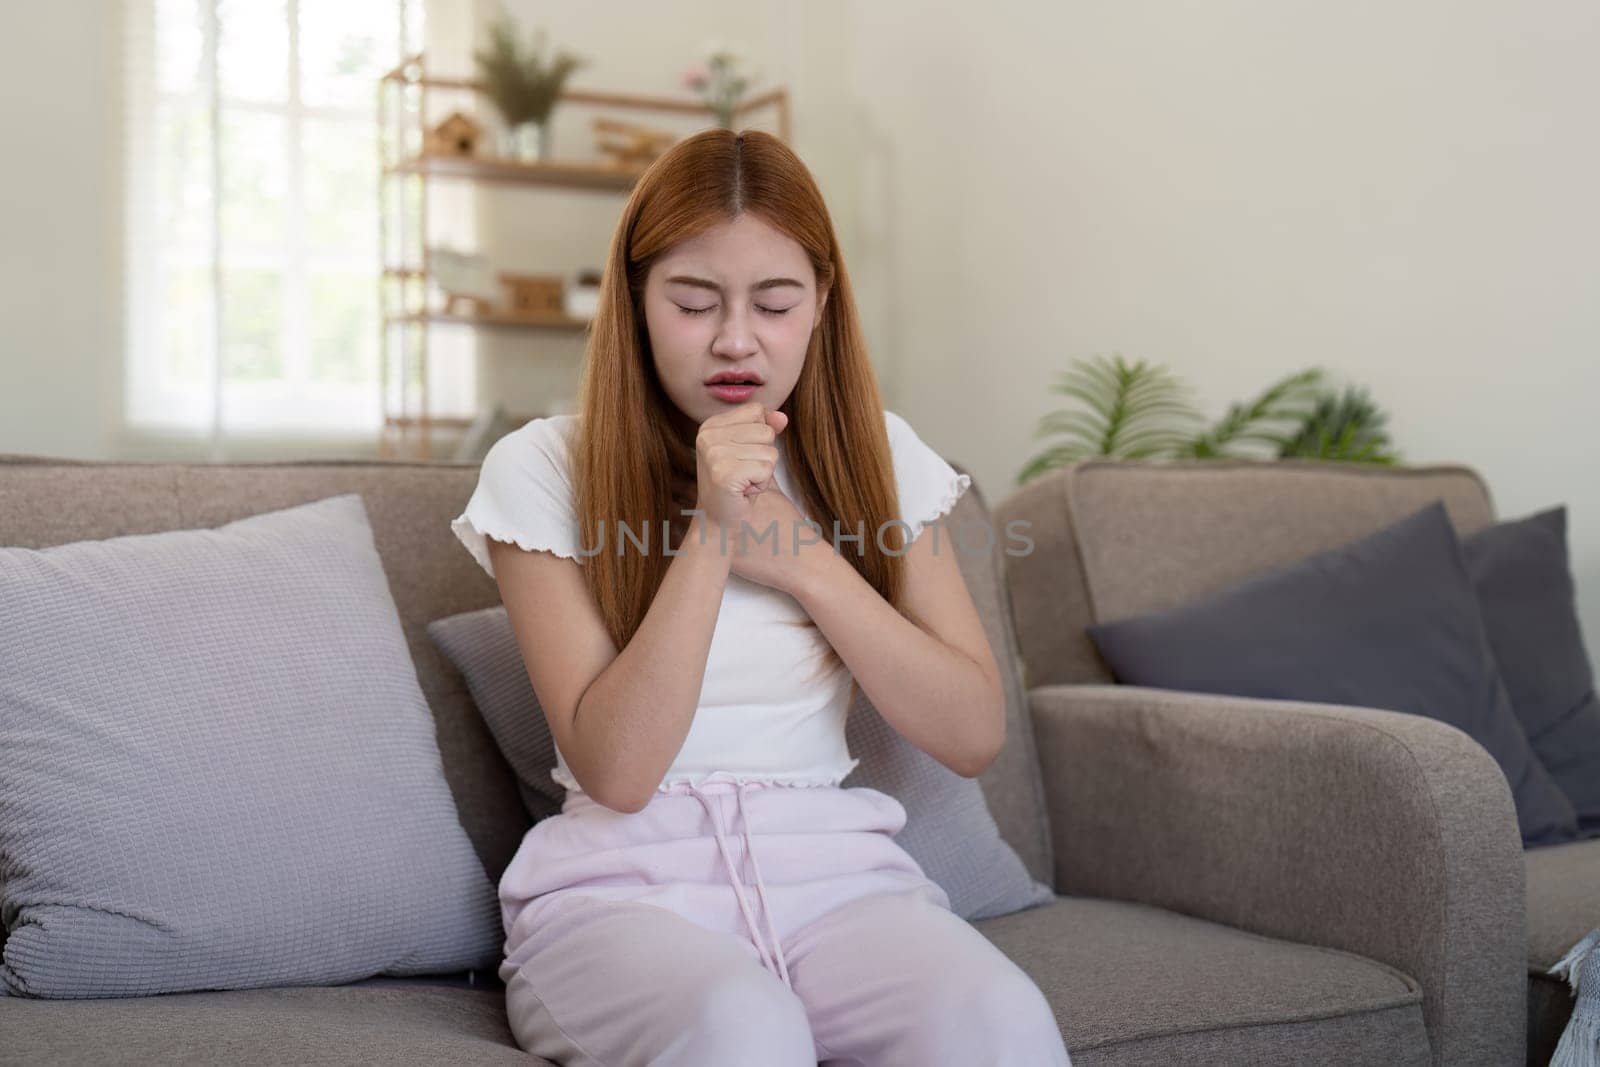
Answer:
[572,128,908,665]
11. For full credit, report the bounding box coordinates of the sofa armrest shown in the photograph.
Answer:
[1031,683,1525,1067]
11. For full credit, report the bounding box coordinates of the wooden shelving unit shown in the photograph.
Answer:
[386,153,645,189]
[376,54,791,461]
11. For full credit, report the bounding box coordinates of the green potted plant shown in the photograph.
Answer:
[473,17,586,162]
[1017,355,1400,484]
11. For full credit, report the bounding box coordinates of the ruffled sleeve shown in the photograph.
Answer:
[450,416,584,579]
[884,409,973,546]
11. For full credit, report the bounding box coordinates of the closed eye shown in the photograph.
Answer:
[676,304,791,317]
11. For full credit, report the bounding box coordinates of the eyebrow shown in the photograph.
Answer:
[665,275,805,293]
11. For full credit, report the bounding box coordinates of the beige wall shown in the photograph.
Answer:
[3,1,1596,663]
[0,2,117,462]
[830,0,1600,666]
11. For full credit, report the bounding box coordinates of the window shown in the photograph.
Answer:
[122,0,419,443]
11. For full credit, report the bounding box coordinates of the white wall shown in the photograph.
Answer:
[828,0,1600,666]
[0,2,117,461]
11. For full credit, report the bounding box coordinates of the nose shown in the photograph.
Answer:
[710,306,759,359]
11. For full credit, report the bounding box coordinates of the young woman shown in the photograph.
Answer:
[451,128,1070,1066]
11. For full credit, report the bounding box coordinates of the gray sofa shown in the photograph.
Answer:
[0,449,1587,1064]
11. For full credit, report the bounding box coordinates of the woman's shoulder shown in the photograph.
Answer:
[502,412,580,453]
[881,408,937,464]
[481,414,580,486]
[452,414,583,574]
[878,407,972,539]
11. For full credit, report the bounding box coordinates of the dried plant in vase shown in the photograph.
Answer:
[473,17,586,161]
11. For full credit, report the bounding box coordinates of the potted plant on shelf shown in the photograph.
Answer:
[682,39,756,130]
[473,16,587,162]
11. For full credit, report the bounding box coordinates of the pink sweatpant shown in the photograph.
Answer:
[496,775,1072,1066]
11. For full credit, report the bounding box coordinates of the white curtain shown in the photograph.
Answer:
[119,0,475,458]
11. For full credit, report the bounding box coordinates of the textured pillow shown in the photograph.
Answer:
[428,605,1054,921]
[427,607,566,818]
[1085,500,1579,848]
[840,688,1056,920]
[0,493,502,999]
[1463,506,1600,835]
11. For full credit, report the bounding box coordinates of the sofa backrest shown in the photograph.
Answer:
[0,450,1058,889]
[0,454,529,881]
[994,458,1499,690]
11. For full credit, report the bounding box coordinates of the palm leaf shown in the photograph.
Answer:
[1277,385,1400,463]
[1019,354,1203,483]
[1176,367,1325,458]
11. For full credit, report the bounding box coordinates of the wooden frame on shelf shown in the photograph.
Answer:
[387,309,592,330]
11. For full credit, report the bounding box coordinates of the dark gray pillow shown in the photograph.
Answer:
[1085,500,1579,848]
[1463,506,1600,836]
[426,607,566,819]
[428,606,1053,921]
[0,493,503,998]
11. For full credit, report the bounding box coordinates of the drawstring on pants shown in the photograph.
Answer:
[681,779,792,989]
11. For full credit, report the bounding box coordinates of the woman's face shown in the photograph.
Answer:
[642,212,827,427]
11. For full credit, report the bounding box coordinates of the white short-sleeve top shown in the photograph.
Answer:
[449,409,973,795]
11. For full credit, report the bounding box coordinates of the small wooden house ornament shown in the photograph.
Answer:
[425,111,483,157]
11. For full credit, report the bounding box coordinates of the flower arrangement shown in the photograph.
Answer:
[681,39,757,129]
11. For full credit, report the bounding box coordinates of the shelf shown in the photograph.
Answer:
[384,412,541,430]
[387,153,646,190]
[387,310,592,330]
[376,52,792,462]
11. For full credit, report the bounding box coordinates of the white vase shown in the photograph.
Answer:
[501,120,550,162]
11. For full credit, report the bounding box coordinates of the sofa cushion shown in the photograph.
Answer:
[1526,839,1600,1064]
[978,895,1429,1063]
[0,493,502,998]
[1463,506,1600,832]
[1085,501,1579,847]
[0,977,543,1066]
[0,897,1432,1065]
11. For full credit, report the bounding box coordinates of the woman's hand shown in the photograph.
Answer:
[694,401,788,531]
[725,480,824,595]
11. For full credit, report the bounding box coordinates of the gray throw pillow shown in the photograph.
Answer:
[426,607,566,819]
[1463,506,1600,836]
[840,688,1057,920]
[428,606,1054,921]
[0,493,503,999]
[1086,500,1580,849]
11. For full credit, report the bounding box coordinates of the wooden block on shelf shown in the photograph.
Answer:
[442,292,494,316]
[499,272,565,316]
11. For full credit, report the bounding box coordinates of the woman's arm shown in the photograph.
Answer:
[489,510,732,813]
[789,524,1006,777]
